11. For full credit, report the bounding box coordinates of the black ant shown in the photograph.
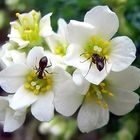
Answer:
[36,56,52,79]
[80,53,107,76]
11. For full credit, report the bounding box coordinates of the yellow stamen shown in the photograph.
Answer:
[24,70,53,95]
[101,89,108,94]
[16,13,20,17]
[27,76,33,81]
[103,103,108,109]
[108,92,114,97]
[84,35,111,61]
[99,82,106,87]
[97,100,102,105]
[24,83,30,89]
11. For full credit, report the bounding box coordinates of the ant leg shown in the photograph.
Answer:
[80,57,91,63]
[33,66,38,70]
[43,72,46,77]
[80,52,89,56]
[45,70,52,74]
[84,60,92,77]
[47,60,52,68]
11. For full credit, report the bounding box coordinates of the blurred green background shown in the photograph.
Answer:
[0,0,140,140]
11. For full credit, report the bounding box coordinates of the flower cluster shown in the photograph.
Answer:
[0,6,139,133]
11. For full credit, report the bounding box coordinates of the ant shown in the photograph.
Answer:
[80,53,107,76]
[36,56,52,79]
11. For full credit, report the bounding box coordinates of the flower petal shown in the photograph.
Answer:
[0,97,9,121]
[67,20,96,46]
[104,87,139,116]
[57,18,68,41]
[72,69,90,95]
[31,92,54,122]
[10,50,26,64]
[84,6,119,40]
[46,32,64,53]
[45,51,67,69]
[10,38,29,49]
[4,108,26,132]
[1,47,26,67]
[0,64,29,93]
[82,62,112,85]
[8,21,21,38]
[8,22,29,48]
[107,66,140,91]
[10,86,38,110]
[110,36,136,71]
[54,79,84,116]
[64,44,82,67]
[53,66,71,83]
[39,13,52,37]
[27,47,44,68]
[77,99,109,133]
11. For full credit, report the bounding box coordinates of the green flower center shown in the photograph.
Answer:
[83,36,111,59]
[54,43,67,57]
[24,70,53,95]
[86,81,114,109]
[14,11,42,44]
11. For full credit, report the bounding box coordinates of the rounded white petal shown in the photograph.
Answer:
[104,87,139,116]
[39,13,52,37]
[10,38,29,49]
[46,33,65,53]
[45,51,67,69]
[31,92,54,122]
[82,62,112,85]
[73,69,90,95]
[57,18,68,41]
[67,20,96,46]
[10,86,38,110]
[27,47,44,68]
[84,6,119,40]
[0,64,30,93]
[53,66,71,83]
[1,48,26,67]
[8,21,21,38]
[54,80,84,116]
[64,44,82,67]
[10,50,26,64]
[77,99,109,133]
[110,36,136,71]
[107,66,140,91]
[0,97,9,121]
[4,108,26,132]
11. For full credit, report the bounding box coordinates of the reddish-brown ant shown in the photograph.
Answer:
[36,56,52,79]
[80,53,107,76]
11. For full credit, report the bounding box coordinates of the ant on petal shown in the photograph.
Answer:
[36,56,52,79]
[80,53,107,77]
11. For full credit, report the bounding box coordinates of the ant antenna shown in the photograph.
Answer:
[84,60,92,77]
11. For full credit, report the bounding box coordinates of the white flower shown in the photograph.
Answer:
[45,18,69,69]
[47,18,68,56]
[8,10,52,49]
[64,6,136,85]
[54,66,140,133]
[0,46,77,122]
[0,95,26,132]
[0,42,26,68]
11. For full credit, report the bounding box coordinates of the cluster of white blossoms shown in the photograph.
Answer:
[0,6,139,133]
